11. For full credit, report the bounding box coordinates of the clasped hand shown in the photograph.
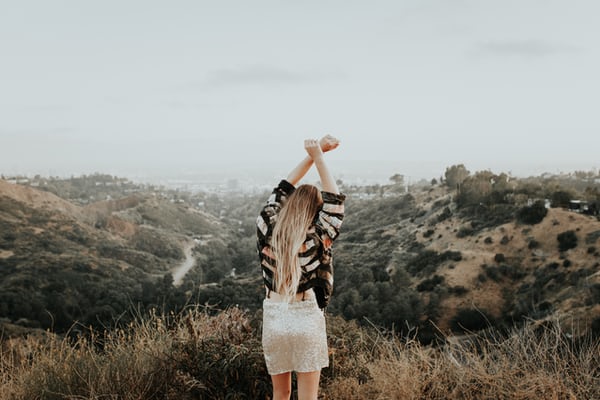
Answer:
[305,135,339,159]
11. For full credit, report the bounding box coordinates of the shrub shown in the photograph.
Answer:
[450,308,492,333]
[423,229,435,238]
[441,251,463,262]
[557,230,578,252]
[483,265,502,282]
[406,250,441,276]
[494,253,506,263]
[590,283,600,305]
[517,200,548,224]
[456,225,474,238]
[585,230,600,244]
[416,275,444,292]
[551,190,572,208]
[436,206,452,223]
[546,262,560,270]
[528,239,540,249]
[449,286,469,296]
[498,264,526,280]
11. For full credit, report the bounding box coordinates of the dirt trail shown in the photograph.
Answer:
[172,241,196,286]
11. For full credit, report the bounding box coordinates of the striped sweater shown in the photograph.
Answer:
[256,179,346,308]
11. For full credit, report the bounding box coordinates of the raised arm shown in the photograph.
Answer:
[286,135,340,186]
[286,155,314,186]
[304,138,339,194]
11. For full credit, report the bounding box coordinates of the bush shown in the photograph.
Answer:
[494,253,506,263]
[416,275,444,292]
[590,283,600,305]
[436,206,452,223]
[498,264,526,280]
[517,201,548,224]
[557,230,578,252]
[423,229,435,238]
[406,250,441,276]
[451,308,492,333]
[585,230,600,244]
[551,190,572,208]
[449,286,469,296]
[483,265,502,282]
[405,250,463,277]
[456,225,474,238]
[441,251,463,262]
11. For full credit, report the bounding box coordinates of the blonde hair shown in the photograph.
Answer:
[271,185,322,301]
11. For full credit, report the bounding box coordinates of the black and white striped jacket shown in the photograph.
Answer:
[256,179,346,308]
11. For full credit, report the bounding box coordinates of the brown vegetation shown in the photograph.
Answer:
[1,307,598,399]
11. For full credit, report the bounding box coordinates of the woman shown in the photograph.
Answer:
[256,135,346,400]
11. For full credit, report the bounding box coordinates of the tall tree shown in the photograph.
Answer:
[444,164,470,191]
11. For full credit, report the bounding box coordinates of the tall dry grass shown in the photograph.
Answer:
[1,308,599,400]
[322,319,600,400]
[0,307,269,399]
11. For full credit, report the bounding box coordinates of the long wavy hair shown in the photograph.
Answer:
[271,184,323,301]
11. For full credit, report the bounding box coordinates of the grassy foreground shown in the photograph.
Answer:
[1,307,598,400]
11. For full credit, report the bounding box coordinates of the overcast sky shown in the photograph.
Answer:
[1,0,599,183]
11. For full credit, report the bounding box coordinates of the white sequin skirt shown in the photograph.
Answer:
[262,297,329,375]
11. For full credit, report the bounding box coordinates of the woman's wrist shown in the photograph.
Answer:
[311,153,325,162]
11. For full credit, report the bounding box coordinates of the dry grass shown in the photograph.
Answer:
[323,320,600,400]
[0,307,269,400]
[1,309,599,400]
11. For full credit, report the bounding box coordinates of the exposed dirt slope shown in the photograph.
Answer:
[410,186,600,332]
[0,179,93,224]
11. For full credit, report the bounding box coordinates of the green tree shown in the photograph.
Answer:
[389,173,405,186]
[551,190,573,208]
[517,201,548,224]
[444,164,470,191]
[456,171,494,207]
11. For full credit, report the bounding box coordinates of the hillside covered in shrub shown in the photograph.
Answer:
[1,167,600,343]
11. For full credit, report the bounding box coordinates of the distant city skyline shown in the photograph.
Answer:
[2,1,599,183]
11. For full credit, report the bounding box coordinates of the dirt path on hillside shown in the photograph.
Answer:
[172,241,197,286]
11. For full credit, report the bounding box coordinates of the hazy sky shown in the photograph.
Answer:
[1,0,599,183]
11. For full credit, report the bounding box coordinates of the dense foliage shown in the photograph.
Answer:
[517,200,548,225]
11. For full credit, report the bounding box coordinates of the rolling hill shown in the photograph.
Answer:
[1,173,599,341]
[0,178,228,333]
